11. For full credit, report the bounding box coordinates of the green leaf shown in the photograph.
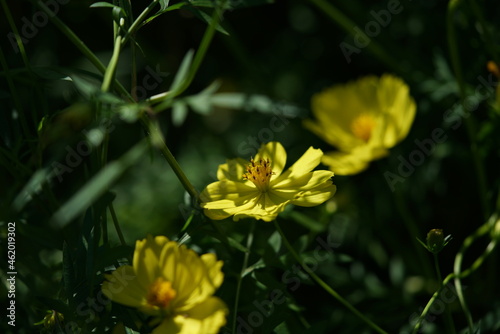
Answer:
[118,103,143,123]
[90,1,127,18]
[170,49,194,94]
[12,167,51,211]
[141,3,188,26]
[267,230,282,254]
[172,101,188,126]
[209,93,300,117]
[184,81,221,115]
[50,140,148,229]
[227,236,249,253]
[189,7,229,35]
[90,2,116,9]
[70,74,101,99]
[243,258,266,277]
[159,0,170,10]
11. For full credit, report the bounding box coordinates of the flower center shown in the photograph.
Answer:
[243,158,274,192]
[350,114,376,142]
[147,278,177,309]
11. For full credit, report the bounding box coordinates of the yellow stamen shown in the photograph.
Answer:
[243,158,274,192]
[351,114,376,142]
[147,278,176,309]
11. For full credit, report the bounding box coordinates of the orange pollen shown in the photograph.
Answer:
[146,278,177,309]
[243,158,274,192]
[487,61,500,78]
[351,114,376,142]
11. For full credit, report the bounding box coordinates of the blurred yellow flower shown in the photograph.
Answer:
[102,235,227,334]
[200,141,336,222]
[304,74,416,175]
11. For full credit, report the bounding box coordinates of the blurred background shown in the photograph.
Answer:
[1,0,500,333]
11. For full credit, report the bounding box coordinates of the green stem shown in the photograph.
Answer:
[447,0,489,219]
[434,254,456,334]
[101,35,123,92]
[153,3,223,111]
[232,221,255,334]
[304,0,402,73]
[452,221,491,333]
[0,0,31,69]
[141,116,199,202]
[412,273,455,334]
[32,0,133,101]
[413,215,498,333]
[122,0,159,46]
[109,203,126,246]
[0,1,33,140]
[274,220,388,334]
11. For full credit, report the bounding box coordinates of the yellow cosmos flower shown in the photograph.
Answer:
[200,141,336,222]
[304,74,416,175]
[102,235,227,334]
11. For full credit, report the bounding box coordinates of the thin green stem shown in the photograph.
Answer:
[32,0,133,101]
[1,0,31,70]
[304,0,402,73]
[101,35,123,92]
[109,203,126,246]
[413,215,499,333]
[274,220,388,334]
[447,0,489,219]
[412,273,455,334]
[141,116,199,202]
[0,2,33,140]
[101,210,109,244]
[452,220,492,333]
[434,254,456,334]
[232,221,255,334]
[122,0,160,46]
[153,3,223,111]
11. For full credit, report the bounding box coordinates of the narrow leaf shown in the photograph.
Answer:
[50,140,148,228]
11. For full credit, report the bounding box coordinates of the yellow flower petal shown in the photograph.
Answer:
[290,183,337,207]
[200,180,256,203]
[216,158,249,181]
[305,74,416,175]
[254,141,287,176]
[103,236,227,332]
[200,141,336,221]
[153,297,228,334]
[200,253,224,289]
[273,169,333,190]
[377,74,417,147]
[321,146,387,175]
[133,235,169,291]
[101,266,150,312]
